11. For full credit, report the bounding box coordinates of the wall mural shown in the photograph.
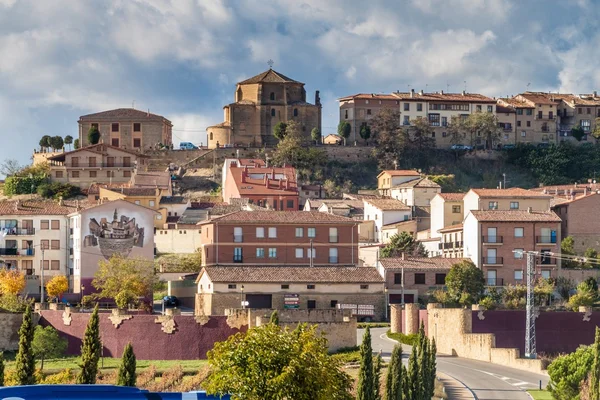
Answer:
[84,209,145,259]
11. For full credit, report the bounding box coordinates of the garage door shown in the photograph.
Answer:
[389,294,415,303]
[246,294,273,309]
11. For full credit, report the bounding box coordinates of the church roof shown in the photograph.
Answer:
[238,69,302,85]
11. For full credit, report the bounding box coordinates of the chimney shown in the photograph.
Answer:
[440,90,444,95]
[462,90,466,96]
[272,168,276,179]
[527,207,532,213]
[584,187,588,196]
[241,171,246,183]
[410,89,414,98]
[278,180,282,189]
[595,91,597,97]
[419,89,424,96]
[58,196,64,206]
[285,180,289,190]
[147,108,150,117]
[401,252,405,260]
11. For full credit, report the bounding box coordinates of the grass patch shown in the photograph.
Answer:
[527,389,552,400]
[386,330,419,346]
[330,346,361,364]
[357,322,391,329]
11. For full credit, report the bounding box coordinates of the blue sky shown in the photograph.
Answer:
[1,0,599,168]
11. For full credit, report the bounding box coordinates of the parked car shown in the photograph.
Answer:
[537,142,551,149]
[501,144,516,150]
[179,142,198,150]
[162,296,179,307]
[450,144,473,151]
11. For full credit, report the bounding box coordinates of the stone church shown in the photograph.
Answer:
[207,69,322,148]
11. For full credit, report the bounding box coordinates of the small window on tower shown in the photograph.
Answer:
[271,109,275,117]
[270,92,275,100]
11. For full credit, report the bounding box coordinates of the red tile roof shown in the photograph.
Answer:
[47,143,149,162]
[519,92,561,106]
[380,257,469,271]
[392,177,440,189]
[438,224,463,233]
[230,166,298,196]
[469,210,561,222]
[364,199,411,211]
[378,170,421,178]
[79,108,170,123]
[238,69,301,85]
[496,104,515,113]
[470,188,552,199]
[436,193,465,201]
[132,171,171,189]
[201,210,356,224]
[338,93,401,101]
[237,159,266,167]
[392,91,495,103]
[200,266,384,283]
[0,199,92,216]
[102,187,157,196]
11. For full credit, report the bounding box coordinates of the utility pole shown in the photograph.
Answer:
[40,247,45,303]
[525,251,537,358]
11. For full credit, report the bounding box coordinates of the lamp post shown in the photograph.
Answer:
[384,286,389,321]
[40,247,45,303]
[241,285,247,309]
[80,284,85,305]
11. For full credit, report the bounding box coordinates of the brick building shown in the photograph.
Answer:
[206,68,322,148]
[462,188,552,218]
[195,265,384,319]
[553,193,600,254]
[463,210,561,287]
[198,211,359,266]
[78,108,173,149]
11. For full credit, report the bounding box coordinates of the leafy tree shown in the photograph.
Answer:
[593,118,600,141]
[204,323,352,400]
[371,109,409,170]
[585,248,599,268]
[360,123,371,145]
[448,112,501,150]
[385,345,403,400]
[311,127,321,145]
[74,138,80,149]
[117,342,136,387]
[380,232,428,258]
[92,254,157,310]
[269,310,279,326]
[46,275,69,302]
[0,269,26,295]
[561,236,579,268]
[572,126,586,141]
[273,122,288,141]
[87,126,100,145]
[64,135,73,150]
[407,117,436,150]
[556,277,576,301]
[591,327,600,400]
[15,305,35,385]
[0,159,22,177]
[548,345,593,400]
[39,135,52,151]
[428,174,459,192]
[50,136,64,151]
[357,326,375,400]
[337,121,351,145]
[445,260,485,306]
[373,353,382,400]
[0,351,4,386]
[568,281,597,311]
[77,304,101,384]
[32,325,67,371]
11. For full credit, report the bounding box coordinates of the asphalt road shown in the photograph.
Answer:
[360,328,550,400]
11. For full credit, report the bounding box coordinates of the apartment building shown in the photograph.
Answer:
[0,199,90,295]
[363,199,412,243]
[198,211,359,266]
[47,144,149,188]
[438,225,464,258]
[196,265,384,319]
[495,104,517,145]
[430,193,465,239]
[389,177,441,207]
[553,193,600,254]
[377,170,421,197]
[496,98,537,144]
[462,188,552,219]
[78,108,173,149]
[222,164,299,210]
[338,93,401,143]
[463,210,561,287]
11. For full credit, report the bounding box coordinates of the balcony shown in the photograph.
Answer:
[541,126,551,132]
[482,236,503,245]
[329,235,339,243]
[486,278,504,286]
[536,236,557,245]
[0,248,35,256]
[233,235,243,243]
[535,114,557,120]
[1,228,35,236]
[538,255,557,266]
[50,162,135,168]
[454,241,463,248]
[329,256,338,263]
[482,257,503,266]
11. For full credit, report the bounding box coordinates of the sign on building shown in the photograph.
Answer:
[284,294,299,309]
[337,303,375,316]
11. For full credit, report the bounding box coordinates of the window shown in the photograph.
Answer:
[488,201,498,210]
[293,108,298,117]
[281,284,289,289]
[588,108,592,114]
[521,131,526,137]
[329,248,338,263]
[514,227,524,238]
[111,138,119,147]
[367,109,372,115]
[307,227,316,238]
[329,227,338,243]
[414,273,426,284]
[330,300,338,308]
[487,105,493,113]
[256,227,265,238]
[51,220,60,230]
[307,248,316,258]
[270,92,275,100]
[582,119,591,132]
[526,109,533,115]
[295,248,303,258]
[517,121,521,127]
[514,249,524,259]
[268,248,277,258]
[49,261,59,271]
[428,113,440,126]
[442,131,447,137]
[295,227,303,237]
[514,270,523,281]
[510,201,519,209]
[516,109,523,115]
[149,200,155,207]
[403,103,410,111]
[233,248,242,262]
[209,132,213,141]
[549,111,553,119]
[51,240,60,250]
[256,248,265,258]
[234,227,243,242]
[365,100,369,104]
[134,200,140,205]
[111,123,119,132]
[133,138,141,148]
[268,227,277,238]
[452,205,461,213]
[271,109,276,117]
[228,284,237,289]
[476,105,482,112]
[41,260,49,270]
[441,116,447,126]
[541,270,551,279]
[526,121,531,127]
[72,171,80,178]
[307,299,316,308]
[417,103,423,111]
[360,284,369,289]
[89,156,97,166]
[403,116,410,125]
[55,171,63,178]
[307,285,316,290]
[435,273,446,285]
[91,123,99,130]
[286,200,294,209]
[394,273,402,284]
[89,171,97,178]
[133,123,141,132]
[40,220,49,230]
[41,240,49,250]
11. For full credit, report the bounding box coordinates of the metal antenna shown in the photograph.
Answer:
[267,59,274,69]
[464,81,467,92]
[524,250,537,358]
[132,100,135,109]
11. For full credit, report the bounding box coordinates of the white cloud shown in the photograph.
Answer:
[169,113,219,146]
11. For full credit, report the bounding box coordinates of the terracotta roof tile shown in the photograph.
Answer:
[230,166,298,196]
[203,210,356,224]
[469,210,561,222]
[392,177,440,189]
[380,257,469,271]
[470,188,552,199]
[238,69,301,85]
[378,170,420,177]
[364,199,411,211]
[392,91,495,103]
[0,199,93,216]
[436,193,465,201]
[201,266,384,283]
[47,143,149,161]
[132,171,171,189]
[519,92,561,105]
[159,196,187,204]
[438,224,463,233]
[338,93,401,101]
[79,108,170,122]
[103,187,157,196]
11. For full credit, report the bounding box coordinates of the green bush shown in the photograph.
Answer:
[36,182,81,199]
[357,322,391,329]
[42,368,75,384]
[4,175,47,196]
[479,296,497,310]
[548,345,593,400]
[387,330,420,346]
[0,294,32,313]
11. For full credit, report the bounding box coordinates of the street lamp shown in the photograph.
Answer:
[240,285,248,309]
[384,286,389,321]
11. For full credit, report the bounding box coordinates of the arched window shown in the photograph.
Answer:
[270,92,275,101]
[271,109,276,117]
[293,108,298,117]
[209,132,213,140]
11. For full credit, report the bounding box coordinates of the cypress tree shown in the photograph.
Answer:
[15,305,35,385]
[357,327,375,400]
[418,329,430,400]
[385,345,403,400]
[401,364,410,399]
[428,337,437,398]
[373,353,382,400]
[117,342,136,387]
[77,304,101,384]
[269,310,279,326]
[592,327,600,400]
[407,344,421,400]
[0,351,4,386]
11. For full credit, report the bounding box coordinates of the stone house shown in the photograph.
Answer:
[363,199,412,243]
[430,193,465,239]
[552,192,600,254]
